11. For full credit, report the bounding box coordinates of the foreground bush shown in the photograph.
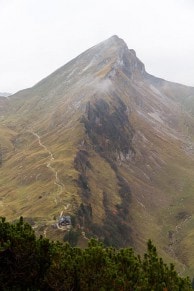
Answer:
[0,217,192,290]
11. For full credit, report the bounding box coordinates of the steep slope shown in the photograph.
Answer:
[1,35,194,274]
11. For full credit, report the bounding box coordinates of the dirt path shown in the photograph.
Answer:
[30,131,64,206]
[82,231,89,241]
[43,227,48,238]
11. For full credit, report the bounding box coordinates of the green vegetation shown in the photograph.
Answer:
[0,217,191,290]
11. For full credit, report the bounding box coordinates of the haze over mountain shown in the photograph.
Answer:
[0,92,11,97]
[1,35,194,275]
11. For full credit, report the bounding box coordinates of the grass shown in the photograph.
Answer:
[1,57,194,275]
[1,111,193,276]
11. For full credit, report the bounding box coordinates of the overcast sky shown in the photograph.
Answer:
[0,0,194,93]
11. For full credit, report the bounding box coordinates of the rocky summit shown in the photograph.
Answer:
[1,35,194,275]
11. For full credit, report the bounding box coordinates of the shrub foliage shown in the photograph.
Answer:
[0,217,192,290]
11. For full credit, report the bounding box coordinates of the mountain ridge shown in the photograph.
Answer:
[0,92,11,96]
[1,36,194,275]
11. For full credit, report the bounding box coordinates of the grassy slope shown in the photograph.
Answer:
[1,104,194,276]
[125,109,194,275]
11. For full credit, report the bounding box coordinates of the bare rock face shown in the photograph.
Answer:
[1,36,194,272]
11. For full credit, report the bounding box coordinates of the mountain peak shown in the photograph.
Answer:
[102,35,127,46]
[94,35,145,80]
[95,35,129,54]
[33,35,146,92]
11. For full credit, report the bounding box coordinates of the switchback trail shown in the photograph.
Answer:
[30,131,64,206]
